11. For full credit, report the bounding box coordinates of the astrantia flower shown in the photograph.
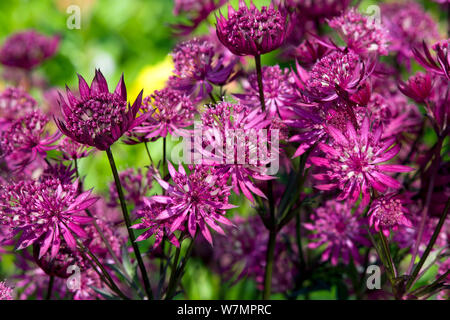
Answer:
[0,281,13,300]
[328,8,390,57]
[286,0,351,21]
[132,197,180,248]
[149,163,235,244]
[168,38,236,100]
[292,38,332,68]
[56,69,146,150]
[304,200,370,265]
[0,87,37,129]
[305,50,370,102]
[381,2,439,66]
[198,102,275,202]
[413,40,450,81]
[216,0,290,56]
[58,137,92,161]
[0,30,59,70]
[234,65,297,119]
[126,88,196,144]
[310,117,414,206]
[172,0,227,36]
[368,193,412,237]
[0,110,61,168]
[0,178,97,259]
[398,72,433,103]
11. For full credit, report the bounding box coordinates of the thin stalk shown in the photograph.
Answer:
[254,54,266,112]
[208,92,217,104]
[263,230,277,299]
[406,199,450,292]
[106,147,153,300]
[162,137,167,180]
[46,275,54,300]
[144,142,156,170]
[166,243,182,299]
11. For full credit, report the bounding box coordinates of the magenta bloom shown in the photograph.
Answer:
[57,137,92,161]
[0,30,59,70]
[127,87,196,143]
[305,50,370,102]
[398,72,433,103]
[304,200,370,266]
[0,110,61,168]
[286,0,351,22]
[368,194,412,237]
[169,38,236,100]
[216,0,290,56]
[311,117,414,206]
[0,178,97,259]
[0,87,37,129]
[132,197,180,248]
[234,65,298,119]
[413,40,450,81]
[292,38,332,68]
[328,8,390,57]
[0,281,13,300]
[56,69,145,150]
[198,102,275,202]
[149,163,235,244]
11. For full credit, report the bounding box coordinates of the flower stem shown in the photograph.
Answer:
[45,275,54,300]
[162,137,167,180]
[106,147,153,300]
[254,54,266,112]
[263,230,277,299]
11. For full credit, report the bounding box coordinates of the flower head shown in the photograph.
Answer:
[0,178,97,259]
[413,40,450,81]
[127,87,196,143]
[148,163,235,244]
[58,137,92,161]
[286,0,351,21]
[0,87,37,129]
[304,200,370,265]
[56,69,145,150]
[368,193,412,237]
[216,0,290,56]
[311,117,414,206]
[328,8,390,56]
[169,38,236,100]
[0,281,13,300]
[234,65,297,119]
[0,30,59,70]
[398,72,433,103]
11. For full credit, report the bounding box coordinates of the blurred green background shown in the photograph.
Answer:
[0,0,446,299]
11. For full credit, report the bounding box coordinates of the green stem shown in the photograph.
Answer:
[106,147,153,300]
[263,230,277,299]
[254,54,266,112]
[166,242,182,299]
[162,137,167,180]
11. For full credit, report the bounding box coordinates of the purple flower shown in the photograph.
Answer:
[0,87,37,129]
[234,65,298,119]
[56,69,146,150]
[310,117,414,206]
[305,50,371,102]
[381,2,439,66]
[328,8,390,57]
[368,194,412,237]
[0,281,13,300]
[148,163,235,244]
[132,197,180,248]
[413,40,450,81]
[304,200,370,266]
[172,0,227,36]
[216,0,290,56]
[58,137,92,161]
[0,110,61,168]
[198,102,275,202]
[127,87,196,143]
[168,38,236,100]
[292,38,332,68]
[398,72,433,103]
[0,30,59,70]
[285,0,351,22]
[0,178,97,259]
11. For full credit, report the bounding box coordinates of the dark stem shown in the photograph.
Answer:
[46,275,54,300]
[165,242,182,299]
[263,230,277,299]
[162,137,167,180]
[254,54,266,112]
[144,142,156,170]
[106,147,153,300]
[208,92,217,104]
